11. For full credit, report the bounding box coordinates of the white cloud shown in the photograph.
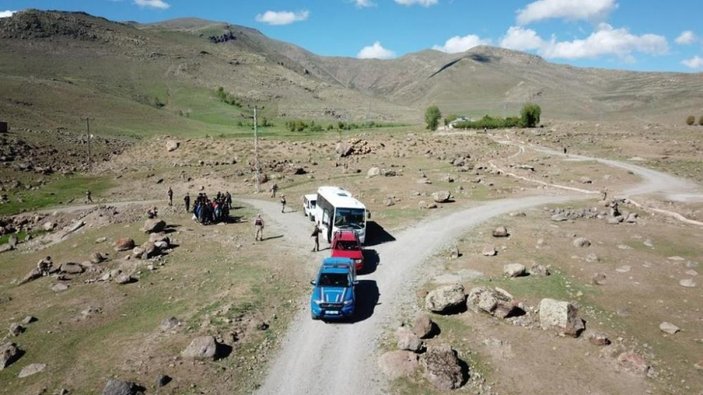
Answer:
[433,34,490,53]
[500,26,545,51]
[517,0,616,25]
[541,23,668,60]
[134,0,170,10]
[675,30,697,45]
[357,41,396,59]
[354,0,375,7]
[682,56,703,69]
[394,0,438,7]
[255,10,309,26]
[0,10,16,18]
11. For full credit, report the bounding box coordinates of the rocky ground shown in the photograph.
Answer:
[0,121,701,394]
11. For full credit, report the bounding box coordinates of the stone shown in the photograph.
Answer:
[617,351,650,375]
[625,212,638,223]
[140,241,158,258]
[335,142,353,157]
[378,350,419,380]
[588,333,611,346]
[42,222,55,231]
[156,374,171,387]
[551,213,568,222]
[572,237,591,248]
[431,191,451,203]
[115,274,135,285]
[18,363,46,378]
[482,245,497,256]
[102,379,139,395]
[679,278,696,288]
[114,238,135,252]
[528,264,550,277]
[166,140,179,152]
[412,313,434,339]
[396,327,423,352]
[160,317,181,331]
[0,342,21,370]
[19,268,42,285]
[425,283,466,313]
[659,322,680,335]
[51,283,69,292]
[366,167,380,178]
[8,235,17,249]
[503,263,527,277]
[492,226,509,237]
[90,252,106,264]
[143,219,166,234]
[538,298,584,337]
[148,233,170,245]
[9,323,24,336]
[154,240,169,250]
[585,253,600,263]
[131,247,145,259]
[59,262,84,274]
[448,246,460,259]
[21,316,36,325]
[420,344,464,391]
[181,336,218,360]
[592,272,607,285]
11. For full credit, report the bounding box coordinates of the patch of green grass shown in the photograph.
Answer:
[472,268,595,302]
[0,175,115,216]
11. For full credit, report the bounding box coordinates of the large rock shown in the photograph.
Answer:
[431,191,451,203]
[114,238,135,252]
[9,323,24,337]
[59,262,84,274]
[335,142,353,157]
[165,140,179,152]
[51,283,69,292]
[181,336,218,360]
[412,313,434,339]
[148,233,170,246]
[115,273,135,285]
[143,219,166,234]
[90,252,106,264]
[492,226,509,237]
[617,351,650,375]
[18,363,46,378]
[503,263,526,277]
[0,342,21,370]
[572,237,591,248]
[659,322,680,335]
[378,350,419,380]
[420,344,464,391]
[395,327,423,352]
[538,298,584,337]
[467,287,520,319]
[367,167,380,178]
[139,241,158,258]
[102,379,139,395]
[425,283,466,313]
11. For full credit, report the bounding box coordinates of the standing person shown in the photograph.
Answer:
[85,190,93,203]
[167,187,173,206]
[254,214,264,241]
[225,191,232,210]
[280,195,286,213]
[270,183,278,198]
[311,223,321,252]
[184,192,191,212]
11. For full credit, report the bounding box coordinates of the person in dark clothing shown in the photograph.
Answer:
[225,191,232,210]
[280,195,286,213]
[167,187,173,206]
[311,223,321,252]
[184,193,191,212]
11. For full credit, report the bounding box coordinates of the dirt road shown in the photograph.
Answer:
[249,138,702,395]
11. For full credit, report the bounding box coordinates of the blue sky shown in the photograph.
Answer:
[1,0,702,72]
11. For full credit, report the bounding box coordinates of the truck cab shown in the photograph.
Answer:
[303,194,317,221]
[330,230,364,272]
[310,257,357,320]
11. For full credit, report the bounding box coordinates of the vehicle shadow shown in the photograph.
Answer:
[360,249,379,275]
[345,280,379,324]
[365,221,395,246]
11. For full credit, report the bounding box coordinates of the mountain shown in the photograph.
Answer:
[0,10,701,136]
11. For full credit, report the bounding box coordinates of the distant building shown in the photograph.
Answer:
[448,116,473,129]
[0,121,7,133]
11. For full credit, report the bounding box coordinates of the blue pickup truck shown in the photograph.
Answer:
[310,257,357,320]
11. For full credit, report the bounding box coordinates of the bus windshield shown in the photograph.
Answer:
[334,208,365,229]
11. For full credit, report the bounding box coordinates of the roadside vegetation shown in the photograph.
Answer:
[439,103,542,130]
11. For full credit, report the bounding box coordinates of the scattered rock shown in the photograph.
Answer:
[90,252,106,264]
[51,283,69,292]
[572,237,591,248]
[492,226,509,237]
[425,283,466,314]
[18,363,46,378]
[366,167,380,178]
[585,253,600,263]
[102,379,140,395]
[588,333,611,346]
[165,140,179,152]
[181,336,218,360]
[659,322,680,335]
[396,327,423,352]
[59,262,84,274]
[156,374,171,388]
[615,265,631,273]
[503,263,527,278]
[431,191,451,203]
[0,342,21,369]
[115,274,135,285]
[160,317,181,331]
[528,264,550,277]
[21,316,36,325]
[617,351,650,375]
[95,236,107,243]
[679,278,696,288]
[412,313,434,339]
[467,286,521,319]
[481,245,497,256]
[448,246,460,259]
[143,219,166,234]
[592,272,607,285]
[420,344,465,391]
[114,238,135,252]
[538,298,585,337]
[42,222,55,231]
[8,323,24,337]
[378,350,419,380]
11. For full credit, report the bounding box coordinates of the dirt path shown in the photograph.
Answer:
[250,138,703,395]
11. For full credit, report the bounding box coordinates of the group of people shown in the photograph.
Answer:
[188,191,233,225]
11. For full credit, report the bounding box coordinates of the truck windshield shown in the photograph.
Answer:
[318,273,350,287]
[334,208,365,229]
[335,240,359,251]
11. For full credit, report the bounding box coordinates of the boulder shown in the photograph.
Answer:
[51,283,69,292]
[492,226,509,237]
[395,327,423,352]
[425,283,466,313]
[19,268,42,285]
[42,222,55,231]
[90,252,106,264]
[59,262,84,274]
[528,264,550,277]
[431,191,451,203]
[659,322,680,335]
[18,363,46,378]
[466,287,520,319]
[617,351,650,375]
[592,272,607,285]
[0,342,21,370]
[148,232,170,245]
[181,336,218,360]
[102,379,139,395]
[115,273,135,285]
[8,323,24,337]
[572,237,591,248]
[367,167,380,178]
[143,219,166,234]
[160,317,181,331]
[131,247,145,259]
[503,263,526,277]
[378,350,419,380]
[412,313,434,339]
[114,238,135,252]
[165,140,180,152]
[140,241,158,258]
[335,142,353,157]
[588,333,611,346]
[538,298,585,337]
[482,245,497,256]
[420,344,464,391]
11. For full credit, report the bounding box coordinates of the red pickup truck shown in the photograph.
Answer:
[330,230,364,272]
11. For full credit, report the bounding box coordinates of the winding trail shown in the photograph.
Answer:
[249,135,703,395]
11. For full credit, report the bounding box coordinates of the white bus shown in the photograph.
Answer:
[314,186,367,244]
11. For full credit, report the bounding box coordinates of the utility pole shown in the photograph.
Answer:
[85,117,92,171]
[253,106,260,193]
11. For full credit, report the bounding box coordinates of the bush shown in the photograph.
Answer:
[520,103,541,128]
[425,105,441,131]
[444,114,458,126]
[686,115,696,125]
[698,116,703,126]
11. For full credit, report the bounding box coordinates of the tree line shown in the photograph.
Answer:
[425,103,542,131]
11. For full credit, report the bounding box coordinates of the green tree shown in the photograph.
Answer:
[425,105,442,131]
[520,103,541,128]
[686,115,695,125]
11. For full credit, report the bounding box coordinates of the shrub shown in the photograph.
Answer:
[425,105,441,131]
[699,116,703,126]
[444,114,458,126]
[520,103,541,128]
[686,115,695,125]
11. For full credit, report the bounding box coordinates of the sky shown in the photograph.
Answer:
[1,0,702,72]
